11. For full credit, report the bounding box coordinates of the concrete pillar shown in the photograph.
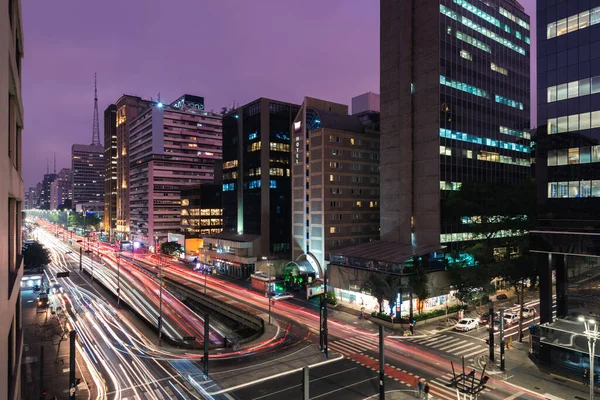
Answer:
[554,254,567,318]
[538,253,553,324]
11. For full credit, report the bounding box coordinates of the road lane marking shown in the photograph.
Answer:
[456,347,486,358]
[311,377,378,399]
[436,340,473,352]
[207,354,344,395]
[429,338,463,349]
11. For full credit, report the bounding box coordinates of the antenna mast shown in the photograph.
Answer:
[91,73,101,146]
[53,151,56,174]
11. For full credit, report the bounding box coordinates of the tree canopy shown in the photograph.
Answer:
[68,212,101,230]
[362,272,404,315]
[160,241,184,257]
[23,242,51,270]
[408,258,430,314]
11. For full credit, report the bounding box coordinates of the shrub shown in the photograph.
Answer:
[371,304,467,323]
[326,291,337,305]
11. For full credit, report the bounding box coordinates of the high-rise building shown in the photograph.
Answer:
[39,173,57,210]
[199,99,299,277]
[104,104,117,237]
[291,97,380,276]
[532,0,600,365]
[129,94,222,246]
[50,168,72,210]
[352,92,380,115]
[326,0,531,311]
[115,95,152,239]
[218,98,299,264]
[71,144,104,214]
[25,187,38,210]
[2,0,24,398]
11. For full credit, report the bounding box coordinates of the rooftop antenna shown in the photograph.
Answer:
[91,73,101,146]
[53,151,56,174]
[157,92,161,103]
[46,158,49,175]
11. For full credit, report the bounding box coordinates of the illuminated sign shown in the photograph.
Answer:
[295,136,301,164]
[294,121,302,132]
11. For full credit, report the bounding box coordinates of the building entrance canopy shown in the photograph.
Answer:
[285,253,323,278]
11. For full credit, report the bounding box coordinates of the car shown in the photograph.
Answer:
[65,251,72,255]
[51,284,63,294]
[522,307,536,318]
[272,292,293,301]
[487,320,501,331]
[503,313,519,326]
[495,293,509,301]
[37,293,49,308]
[455,318,479,332]
[479,311,500,324]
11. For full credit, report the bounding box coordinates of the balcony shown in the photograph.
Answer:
[8,255,22,298]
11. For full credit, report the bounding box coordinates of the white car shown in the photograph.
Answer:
[455,318,479,332]
[272,292,293,301]
[522,307,536,318]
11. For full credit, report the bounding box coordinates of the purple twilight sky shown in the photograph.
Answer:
[21,0,535,189]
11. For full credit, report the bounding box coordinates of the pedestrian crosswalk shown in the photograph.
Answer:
[443,310,480,326]
[328,335,379,356]
[403,332,487,360]
[428,372,493,400]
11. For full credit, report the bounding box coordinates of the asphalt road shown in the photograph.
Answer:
[231,357,410,400]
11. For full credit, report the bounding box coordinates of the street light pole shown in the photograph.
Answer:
[117,242,122,307]
[580,317,599,400]
[158,254,164,346]
[268,260,272,325]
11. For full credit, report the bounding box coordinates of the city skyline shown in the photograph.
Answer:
[21,0,534,188]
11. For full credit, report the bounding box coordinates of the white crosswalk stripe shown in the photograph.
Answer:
[401,332,485,360]
[328,335,379,356]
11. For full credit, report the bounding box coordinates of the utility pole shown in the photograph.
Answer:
[323,268,328,359]
[117,242,122,307]
[79,246,82,272]
[499,308,505,371]
[204,313,210,378]
[69,330,76,400]
[39,346,44,400]
[302,366,309,400]
[379,324,385,399]
[488,302,494,362]
[158,254,163,346]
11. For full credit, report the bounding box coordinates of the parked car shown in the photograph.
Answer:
[487,320,501,332]
[495,293,509,301]
[503,313,519,326]
[455,318,479,332]
[522,307,537,318]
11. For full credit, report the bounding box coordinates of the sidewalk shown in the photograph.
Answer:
[21,287,93,400]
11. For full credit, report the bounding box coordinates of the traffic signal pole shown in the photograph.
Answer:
[488,302,494,362]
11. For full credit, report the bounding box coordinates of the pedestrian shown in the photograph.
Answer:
[417,379,424,399]
[409,321,414,336]
[584,368,589,385]
[424,382,430,400]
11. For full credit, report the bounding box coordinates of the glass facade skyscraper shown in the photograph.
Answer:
[221,98,299,256]
[535,0,600,324]
[380,0,531,254]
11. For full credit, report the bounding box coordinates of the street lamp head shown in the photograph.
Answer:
[580,316,586,322]
[590,319,597,325]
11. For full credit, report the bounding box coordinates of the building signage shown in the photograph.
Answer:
[295,136,301,164]
[307,284,325,299]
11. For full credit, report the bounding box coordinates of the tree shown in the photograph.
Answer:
[408,258,430,315]
[160,241,184,258]
[499,241,537,342]
[23,242,51,270]
[448,252,494,306]
[362,273,386,313]
[68,212,101,230]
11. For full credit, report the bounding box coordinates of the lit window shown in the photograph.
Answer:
[491,63,508,76]
[248,142,261,152]
[270,180,277,189]
[440,75,489,98]
[460,50,472,61]
[330,227,337,234]
[350,138,355,145]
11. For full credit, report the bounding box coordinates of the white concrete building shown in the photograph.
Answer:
[1,0,24,398]
[129,95,222,247]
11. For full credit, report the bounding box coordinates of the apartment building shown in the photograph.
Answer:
[129,95,222,246]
